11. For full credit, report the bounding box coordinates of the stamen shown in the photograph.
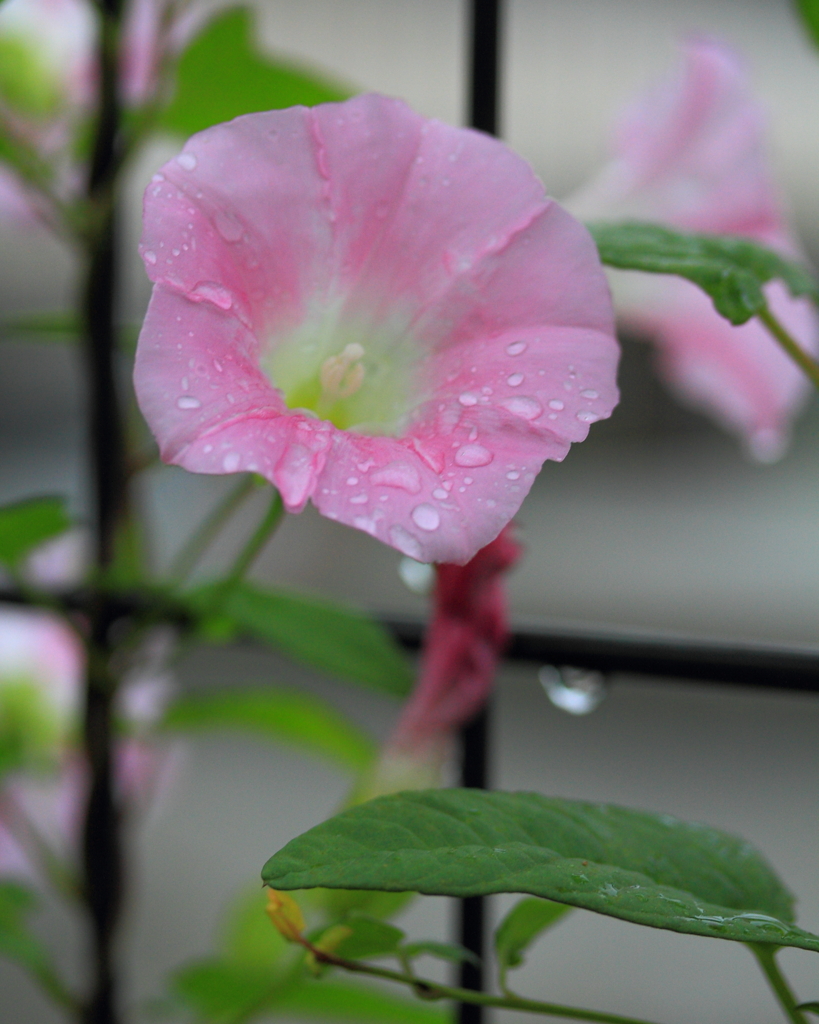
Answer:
[319,343,367,403]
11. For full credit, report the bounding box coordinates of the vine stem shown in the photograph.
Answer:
[225,488,285,585]
[297,937,667,1024]
[749,944,810,1024]
[169,474,256,583]
[758,304,819,391]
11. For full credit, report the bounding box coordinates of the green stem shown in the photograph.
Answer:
[758,305,819,391]
[304,946,666,1024]
[169,475,256,583]
[225,488,285,584]
[750,944,809,1024]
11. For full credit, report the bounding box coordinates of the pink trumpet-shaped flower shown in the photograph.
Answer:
[365,526,521,795]
[568,37,818,461]
[135,94,619,563]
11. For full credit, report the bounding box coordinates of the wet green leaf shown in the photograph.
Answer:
[495,897,572,971]
[262,789,819,952]
[159,7,351,137]
[188,580,413,696]
[588,220,819,325]
[162,687,376,772]
[0,496,71,569]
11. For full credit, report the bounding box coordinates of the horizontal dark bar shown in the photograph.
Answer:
[383,617,819,694]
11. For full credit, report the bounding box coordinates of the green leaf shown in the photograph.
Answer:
[402,939,481,968]
[795,0,819,49]
[797,1003,819,1016]
[270,977,450,1023]
[168,959,274,1023]
[187,580,413,696]
[588,220,819,325]
[0,883,71,1005]
[262,789,819,953]
[495,897,572,970]
[325,914,404,960]
[158,7,351,138]
[0,496,71,569]
[162,687,376,772]
[318,887,415,923]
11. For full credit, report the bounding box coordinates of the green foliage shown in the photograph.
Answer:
[187,580,413,696]
[0,496,70,570]
[588,220,819,325]
[795,0,819,49]
[401,939,481,968]
[162,686,376,772]
[269,977,450,1023]
[797,1003,819,1016]
[158,8,351,138]
[495,897,572,973]
[0,883,72,1006]
[262,788,819,953]
[322,914,405,960]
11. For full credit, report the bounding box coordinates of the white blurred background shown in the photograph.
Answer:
[2,1,819,1022]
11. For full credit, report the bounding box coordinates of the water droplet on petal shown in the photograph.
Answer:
[389,525,423,560]
[506,471,520,480]
[398,557,434,594]
[507,373,524,387]
[506,340,527,356]
[177,396,201,410]
[214,209,244,243]
[151,173,165,182]
[580,389,599,399]
[454,444,493,467]
[349,493,368,504]
[501,396,542,420]
[548,399,564,410]
[411,503,440,531]
[177,152,197,171]
[432,487,448,500]
[576,410,599,423]
[353,516,378,535]
[539,666,607,715]
[223,452,240,472]
[143,249,157,265]
[346,476,358,486]
[458,392,479,406]
[371,462,422,494]
[191,281,233,310]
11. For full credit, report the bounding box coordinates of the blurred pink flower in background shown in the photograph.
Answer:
[568,37,819,461]
[135,93,619,564]
[0,607,176,884]
[365,526,521,795]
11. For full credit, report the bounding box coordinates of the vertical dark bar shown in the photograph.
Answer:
[459,5,502,1021]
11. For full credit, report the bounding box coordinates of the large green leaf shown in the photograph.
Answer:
[162,687,376,772]
[269,977,450,1023]
[588,220,819,325]
[495,897,572,971]
[262,789,819,952]
[0,883,71,1005]
[188,581,413,696]
[158,8,351,138]
[0,496,71,569]
[795,0,819,49]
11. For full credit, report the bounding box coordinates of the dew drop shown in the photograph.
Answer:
[501,396,542,420]
[580,389,599,399]
[506,340,527,356]
[370,462,422,494]
[548,399,564,410]
[213,359,223,373]
[349,493,368,504]
[458,392,479,406]
[506,471,520,480]
[214,209,244,243]
[455,444,493,467]
[346,476,358,486]
[177,152,197,171]
[177,396,200,410]
[151,172,165,183]
[192,281,233,310]
[540,666,607,715]
[576,410,599,423]
[389,525,423,560]
[398,557,434,594]
[432,487,448,500]
[353,516,378,536]
[507,372,524,387]
[143,249,157,265]
[223,452,240,472]
[411,503,440,531]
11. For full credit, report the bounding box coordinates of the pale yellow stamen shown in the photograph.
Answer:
[319,342,366,403]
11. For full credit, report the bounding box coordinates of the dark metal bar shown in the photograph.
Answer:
[459,1,503,1019]
[387,618,819,694]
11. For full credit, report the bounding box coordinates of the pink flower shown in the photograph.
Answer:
[365,526,521,795]
[568,37,818,461]
[134,94,619,563]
